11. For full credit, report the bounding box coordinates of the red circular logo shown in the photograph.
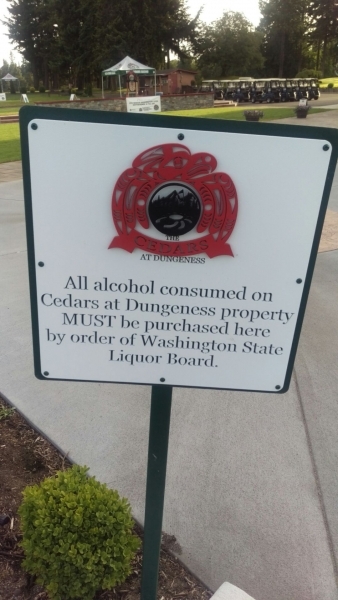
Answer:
[109,143,238,258]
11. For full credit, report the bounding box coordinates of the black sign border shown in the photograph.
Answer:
[19,105,338,393]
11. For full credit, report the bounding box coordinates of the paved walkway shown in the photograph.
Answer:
[270,107,338,128]
[0,160,22,183]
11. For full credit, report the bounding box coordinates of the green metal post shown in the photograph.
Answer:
[140,384,173,600]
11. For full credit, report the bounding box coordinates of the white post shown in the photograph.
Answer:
[101,76,104,99]
[154,71,157,96]
[118,74,122,98]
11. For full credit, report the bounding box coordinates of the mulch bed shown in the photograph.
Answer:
[0,396,212,600]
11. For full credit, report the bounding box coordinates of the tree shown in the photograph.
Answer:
[5,0,61,88]
[53,0,100,89]
[4,0,202,88]
[95,0,202,70]
[307,0,338,75]
[197,12,264,78]
[258,0,310,77]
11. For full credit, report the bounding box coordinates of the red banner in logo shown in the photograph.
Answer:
[109,231,233,258]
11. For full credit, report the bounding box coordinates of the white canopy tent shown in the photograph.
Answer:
[101,56,156,98]
[1,73,19,93]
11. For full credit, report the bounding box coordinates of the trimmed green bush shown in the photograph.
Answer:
[19,465,140,600]
[29,86,35,93]
[295,68,322,78]
[39,85,46,93]
[327,82,334,89]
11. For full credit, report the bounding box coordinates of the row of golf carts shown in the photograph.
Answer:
[200,78,320,102]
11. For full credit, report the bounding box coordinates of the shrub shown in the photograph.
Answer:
[39,86,46,93]
[20,85,27,94]
[295,68,322,78]
[29,86,35,93]
[0,405,15,420]
[327,82,334,89]
[19,465,140,600]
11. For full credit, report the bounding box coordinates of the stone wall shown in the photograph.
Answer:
[35,93,214,112]
[161,93,213,110]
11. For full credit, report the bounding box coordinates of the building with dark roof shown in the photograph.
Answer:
[140,68,197,95]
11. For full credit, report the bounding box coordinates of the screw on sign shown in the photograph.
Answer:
[109,143,238,258]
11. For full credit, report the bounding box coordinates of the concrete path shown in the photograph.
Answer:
[1,114,338,600]
[0,161,22,183]
[270,106,338,128]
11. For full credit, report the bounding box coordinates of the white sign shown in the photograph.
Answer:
[0,93,6,101]
[21,94,29,103]
[126,96,161,113]
[299,98,308,106]
[22,112,334,392]
[70,94,77,101]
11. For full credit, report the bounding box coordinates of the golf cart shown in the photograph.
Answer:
[200,80,224,99]
[221,80,240,100]
[280,79,296,101]
[305,78,320,100]
[250,80,266,103]
[233,79,253,102]
[261,79,281,103]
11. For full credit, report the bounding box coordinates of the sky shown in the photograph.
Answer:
[0,0,262,65]
[186,0,262,26]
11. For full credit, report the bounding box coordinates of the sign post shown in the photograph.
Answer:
[20,106,338,599]
[141,384,172,599]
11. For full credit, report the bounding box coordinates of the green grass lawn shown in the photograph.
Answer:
[0,94,63,118]
[319,77,338,88]
[0,124,21,164]
[161,106,328,121]
[0,104,331,165]
[0,106,26,115]
[0,92,104,116]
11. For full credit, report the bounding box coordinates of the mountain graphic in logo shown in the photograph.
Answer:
[148,184,201,235]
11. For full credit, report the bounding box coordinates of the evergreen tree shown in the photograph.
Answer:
[258,0,310,77]
[198,12,264,78]
[4,0,201,88]
[307,0,338,75]
[5,0,61,88]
